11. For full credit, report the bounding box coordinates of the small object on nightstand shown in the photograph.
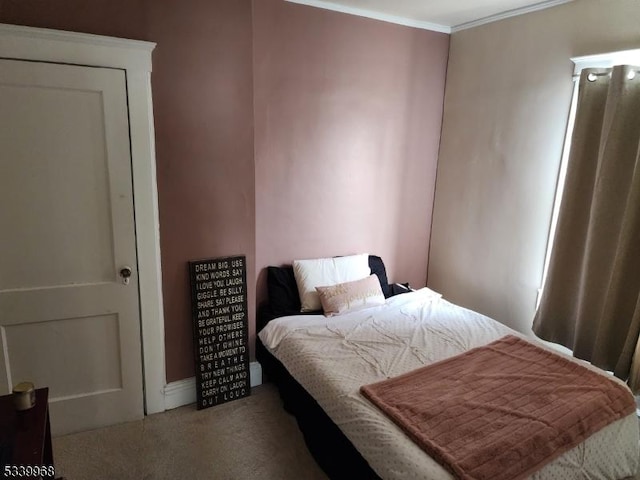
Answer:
[389,283,412,296]
[12,382,36,411]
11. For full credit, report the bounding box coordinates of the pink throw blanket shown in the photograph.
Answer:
[360,335,635,480]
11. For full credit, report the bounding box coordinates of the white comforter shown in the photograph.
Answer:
[259,288,640,480]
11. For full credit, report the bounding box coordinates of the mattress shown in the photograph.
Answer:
[258,288,640,480]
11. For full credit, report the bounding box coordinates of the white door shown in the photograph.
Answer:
[0,59,144,435]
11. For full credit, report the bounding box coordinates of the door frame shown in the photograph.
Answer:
[0,23,167,415]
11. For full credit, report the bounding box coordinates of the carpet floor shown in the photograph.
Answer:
[52,383,328,480]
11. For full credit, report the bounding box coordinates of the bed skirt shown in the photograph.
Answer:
[256,338,381,480]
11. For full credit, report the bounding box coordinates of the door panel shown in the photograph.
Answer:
[0,82,114,289]
[0,59,144,435]
[2,314,122,398]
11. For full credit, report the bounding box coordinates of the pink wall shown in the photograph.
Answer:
[1,0,449,384]
[149,1,255,382]
[253,0,449,305]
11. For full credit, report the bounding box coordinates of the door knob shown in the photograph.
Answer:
[120,266,132,285]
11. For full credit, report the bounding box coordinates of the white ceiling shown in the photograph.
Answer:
[285,0,574,32]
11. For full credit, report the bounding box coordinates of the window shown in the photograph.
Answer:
[533,48,640,386]
[537,48,640,310]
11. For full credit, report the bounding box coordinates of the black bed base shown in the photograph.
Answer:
[256,339,381,480]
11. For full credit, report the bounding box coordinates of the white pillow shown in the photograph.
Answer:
[293,254,370,312]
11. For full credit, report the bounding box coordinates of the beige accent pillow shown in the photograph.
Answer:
[293,254,370,312]
[316,274,385,317]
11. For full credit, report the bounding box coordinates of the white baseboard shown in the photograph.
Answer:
[163,361,263,410]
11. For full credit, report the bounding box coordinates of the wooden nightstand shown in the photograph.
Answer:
[0,388,57,479]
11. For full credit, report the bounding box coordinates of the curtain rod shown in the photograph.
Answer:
[572,66,639,81]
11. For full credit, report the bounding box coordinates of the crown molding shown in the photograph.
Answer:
[451,0,573,32]
[285,0,451,34]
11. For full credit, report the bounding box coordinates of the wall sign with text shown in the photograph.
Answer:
[189,255,250,409]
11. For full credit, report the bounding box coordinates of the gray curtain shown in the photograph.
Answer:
[533,65,640,386]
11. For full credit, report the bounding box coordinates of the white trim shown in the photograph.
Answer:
[163,362,264,410]
[452,0,574,32]
[572,49,640,76]
[127,70,166,415]
[0,22,155,52]
[250,361,263,386]
[284,0,451,33]
[163,377,198,411]
[0,24,166,415]
[0,23,155,71]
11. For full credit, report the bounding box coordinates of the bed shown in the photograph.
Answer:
[256,255,640,480]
